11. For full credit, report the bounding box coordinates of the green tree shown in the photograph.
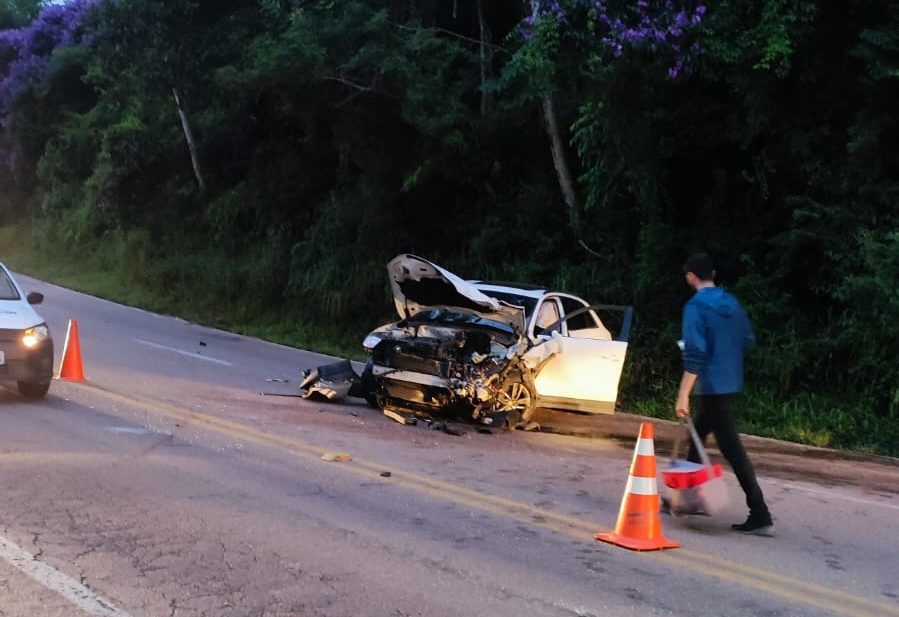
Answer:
[0,0,42,29]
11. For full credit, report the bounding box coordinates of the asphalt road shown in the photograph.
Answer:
[1,273,897,617]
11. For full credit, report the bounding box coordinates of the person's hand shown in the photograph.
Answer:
[675,395,690,418]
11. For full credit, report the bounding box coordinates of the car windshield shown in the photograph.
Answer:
[407,308,516,335]
[0,270,20,301]
[476,291,538,317]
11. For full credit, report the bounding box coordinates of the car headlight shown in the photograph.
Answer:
[362,333,382,350]
[22,324,49,349]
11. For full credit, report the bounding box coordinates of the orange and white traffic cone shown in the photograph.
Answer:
[596,422,679,551]
[56,319,85,382]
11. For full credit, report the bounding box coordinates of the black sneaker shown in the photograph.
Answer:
[731,516,774,536]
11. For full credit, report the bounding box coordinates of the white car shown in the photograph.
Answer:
[362,255,631,427]
[0,262,53,398]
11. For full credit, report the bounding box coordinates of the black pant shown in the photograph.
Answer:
[688,394,770,520]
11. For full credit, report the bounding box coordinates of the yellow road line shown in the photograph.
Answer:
[76,383,899,617]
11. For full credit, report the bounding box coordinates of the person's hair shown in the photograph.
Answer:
[683,252,715,281]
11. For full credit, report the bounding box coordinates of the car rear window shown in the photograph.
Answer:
[0,270,20,300]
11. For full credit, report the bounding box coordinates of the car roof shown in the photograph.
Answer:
[469,281,548,299]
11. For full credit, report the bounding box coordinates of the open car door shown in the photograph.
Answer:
[532,305,633,414]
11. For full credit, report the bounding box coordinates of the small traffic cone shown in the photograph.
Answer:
[57,319,85,382]
[596,422,679,551]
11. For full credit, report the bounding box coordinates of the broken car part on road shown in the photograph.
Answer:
[300,254,633,430]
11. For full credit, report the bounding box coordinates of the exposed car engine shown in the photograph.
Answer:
[366,321,542,427]
[371,329,493,377]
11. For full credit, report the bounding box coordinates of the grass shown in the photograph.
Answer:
[631,388,899,458]
[0,223,366,361]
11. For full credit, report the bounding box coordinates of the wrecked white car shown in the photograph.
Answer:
[359,255,632,428]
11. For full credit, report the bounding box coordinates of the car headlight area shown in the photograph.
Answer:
[22,324,50,349]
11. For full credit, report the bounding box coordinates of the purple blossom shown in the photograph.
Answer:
[525,0,568,27]
[587,0,706,79]
[0,0,97,118]
[517,1,706,80]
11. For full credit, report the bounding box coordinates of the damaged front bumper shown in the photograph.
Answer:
[299,334,562,430]
[299,359,375,403]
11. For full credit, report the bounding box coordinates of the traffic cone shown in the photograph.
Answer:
[596,422,679,551]
[57,319,85,382]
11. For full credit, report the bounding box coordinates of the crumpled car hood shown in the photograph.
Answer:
[387,254,526,333]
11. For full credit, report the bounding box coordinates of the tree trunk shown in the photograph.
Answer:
[172,87,206,193]
[477,0,492,117]
[523,1,603,258]
[541,95,580,232]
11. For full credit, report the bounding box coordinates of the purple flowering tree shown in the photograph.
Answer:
[524,1,706,75]
[509,0,705,253]
[0,0,96,121]
[0,0,96,199]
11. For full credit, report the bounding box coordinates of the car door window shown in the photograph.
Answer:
[560,296,612,340]
[533,298,561,336]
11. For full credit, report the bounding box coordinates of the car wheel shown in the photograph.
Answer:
[17,381,50,399]
[493,373,536,428]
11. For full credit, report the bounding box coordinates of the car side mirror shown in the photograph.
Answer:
[26,292,44,305]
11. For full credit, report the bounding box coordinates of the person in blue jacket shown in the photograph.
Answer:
[675,252,773,535]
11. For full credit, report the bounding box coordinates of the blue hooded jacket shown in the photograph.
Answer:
[682,287,755,395]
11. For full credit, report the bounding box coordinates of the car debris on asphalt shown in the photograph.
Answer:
[299,359,376,404]
[383,408,417,425]
[320,452,352,462]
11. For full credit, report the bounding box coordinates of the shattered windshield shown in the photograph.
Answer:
[407,308,516,335]
[476,291,537,317]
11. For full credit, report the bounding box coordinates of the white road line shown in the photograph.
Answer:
[0,534,134,617]
[134,339,233,366]
[771,480,899,512]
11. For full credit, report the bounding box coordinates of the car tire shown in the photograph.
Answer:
[493,371,536,429]
[17,381,50,399]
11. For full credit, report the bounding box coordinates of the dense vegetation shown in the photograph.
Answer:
[0,0,897,454]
